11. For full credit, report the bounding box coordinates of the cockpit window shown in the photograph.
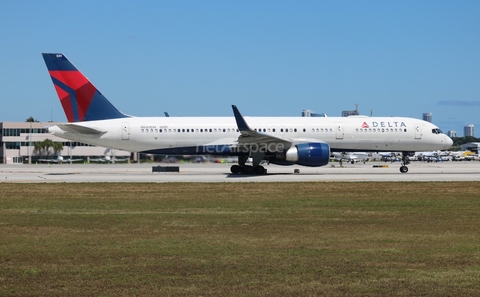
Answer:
[431,128,443,134]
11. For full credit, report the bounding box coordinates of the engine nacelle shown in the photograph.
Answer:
[285,142,330,167]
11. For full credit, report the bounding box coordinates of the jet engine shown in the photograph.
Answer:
[279,142,330,167]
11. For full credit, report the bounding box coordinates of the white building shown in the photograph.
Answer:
[464,124,475,137]
[301,109,327,117]
[422,113,432,123]
[447,130,457,138]
[1,122,131,164]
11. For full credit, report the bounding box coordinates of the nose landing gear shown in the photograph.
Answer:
[400,152,411,173]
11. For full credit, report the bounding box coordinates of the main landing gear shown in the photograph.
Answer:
[400,151,411,173]
[230,155,266,175]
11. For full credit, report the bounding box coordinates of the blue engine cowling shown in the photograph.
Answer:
[285,142,330,167]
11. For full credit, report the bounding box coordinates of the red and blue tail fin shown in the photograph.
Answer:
[42,53,129,122]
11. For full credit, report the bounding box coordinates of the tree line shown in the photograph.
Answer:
[450,137,480,150]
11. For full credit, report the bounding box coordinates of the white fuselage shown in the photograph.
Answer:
[49,115,453,155]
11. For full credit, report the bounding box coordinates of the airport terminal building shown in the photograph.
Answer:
[0,122,131,164]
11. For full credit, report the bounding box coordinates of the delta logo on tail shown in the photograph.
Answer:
[42,54,127,122]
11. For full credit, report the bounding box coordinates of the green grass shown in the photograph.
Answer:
[1,182,480,296]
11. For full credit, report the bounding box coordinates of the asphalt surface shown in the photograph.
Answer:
[1,161,479,183]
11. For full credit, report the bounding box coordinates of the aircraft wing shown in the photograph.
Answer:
[65,158,83,162]
[89,159,106,162]
[232,105,292,150]
[55,124,106,135]
[90,156,128,162]
[38,157,83,163]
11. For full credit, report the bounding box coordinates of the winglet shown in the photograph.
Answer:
[232,105,253,134]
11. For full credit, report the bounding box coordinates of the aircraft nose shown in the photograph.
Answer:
[444,136,453,149]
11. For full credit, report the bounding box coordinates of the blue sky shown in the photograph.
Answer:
[1,0,479,136]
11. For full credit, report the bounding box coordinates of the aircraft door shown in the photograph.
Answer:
[122,122,130,140]
[414,123,422,139]
[335,123,344,139]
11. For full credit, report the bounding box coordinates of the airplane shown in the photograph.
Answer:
[89,155,129,163]
[38,155,83,163]
[332,152,370,164]
[449,150,477,161]
[41,53,453,174]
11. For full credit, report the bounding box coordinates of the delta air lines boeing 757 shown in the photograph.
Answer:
[42,53,453,174]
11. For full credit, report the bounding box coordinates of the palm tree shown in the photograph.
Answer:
[42,139,54,158]
[34,142,44,156]
[33,139,56,158]
[26,116,39,122]
[52,142,64,157]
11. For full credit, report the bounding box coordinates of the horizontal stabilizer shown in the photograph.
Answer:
[55,124,106,135]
